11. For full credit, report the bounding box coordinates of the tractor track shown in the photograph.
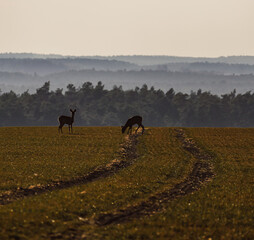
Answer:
[1,128,215,240]
[93,128,215,226]
[49,128,215,239]
[0,134,139,205]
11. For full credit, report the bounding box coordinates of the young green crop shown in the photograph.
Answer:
[94,128,254,240]
[0,127,192,239]
[0,127,253,240]
[0,127,122,192]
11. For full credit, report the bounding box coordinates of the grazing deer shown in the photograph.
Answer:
[121,115,144,135]
[58,109,76,134]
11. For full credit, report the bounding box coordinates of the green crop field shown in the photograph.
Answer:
[0,127,253,239]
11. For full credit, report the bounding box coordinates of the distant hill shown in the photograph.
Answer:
[1,53,254,65]
[0,58,138,75]
[98,55,254,66]
[1,69,253,95]
[1,54,254,75]
[0,53,254,95]
[0,53,64,59]
[143,62,254,75]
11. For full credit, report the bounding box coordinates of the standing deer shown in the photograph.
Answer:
[58,109,76,134]
[121,115,144,135]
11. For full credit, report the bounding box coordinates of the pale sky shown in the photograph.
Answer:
[0,0,253,57]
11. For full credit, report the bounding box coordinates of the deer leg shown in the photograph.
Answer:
[141,124,145,134]
[58,125,63,133]
[71,124,73,134]
[129,126,132,135]
[135,125,140,133]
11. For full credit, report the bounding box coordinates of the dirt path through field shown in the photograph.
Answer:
[0,134,139,205]
[94,128,215,226]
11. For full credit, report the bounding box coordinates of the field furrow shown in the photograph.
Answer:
[93,128,214,226]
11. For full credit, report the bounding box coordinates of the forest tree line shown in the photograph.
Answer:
[0,81,253,127]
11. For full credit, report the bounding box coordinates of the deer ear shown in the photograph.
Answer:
[74,109,76,112]
[70,109,72,112]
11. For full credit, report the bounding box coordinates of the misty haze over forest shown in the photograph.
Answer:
[0,53,254,95]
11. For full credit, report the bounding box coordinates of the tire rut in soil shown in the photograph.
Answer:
[0,134,139,205]
[94,128,215,226]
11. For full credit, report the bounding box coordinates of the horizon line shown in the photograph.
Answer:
[0,52,254,59]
